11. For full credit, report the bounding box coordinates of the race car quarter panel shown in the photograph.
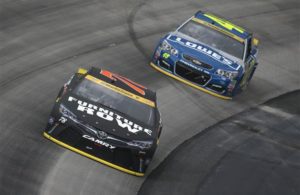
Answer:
[151,10,259,99]
[44,67,162,176]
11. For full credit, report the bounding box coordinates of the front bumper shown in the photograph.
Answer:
[44,122,155,176]
[150,61,233,100]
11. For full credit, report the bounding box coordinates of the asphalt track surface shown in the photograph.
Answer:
[139,91,300,195]
[0,0,299,194]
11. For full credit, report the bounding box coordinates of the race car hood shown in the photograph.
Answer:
[57,94,156,141]
[166,32,243,71]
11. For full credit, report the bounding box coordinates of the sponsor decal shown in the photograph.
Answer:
[82,134,116,149]
[100,70,146,95]
[167,35,239,70]
[192,59,202,66]
[162,53,170,59]
[59,116,67,124]
[97,131,108,140]
[68,96,153,136]
[180,60,205,72]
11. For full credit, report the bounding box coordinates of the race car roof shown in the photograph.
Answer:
[194,11,251,40]
[84,67,156,104]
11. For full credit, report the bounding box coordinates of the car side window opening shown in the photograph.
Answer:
[246,38,252,59]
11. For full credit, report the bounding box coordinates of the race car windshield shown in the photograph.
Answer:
[73,79,155,126]
[178,20,245,59]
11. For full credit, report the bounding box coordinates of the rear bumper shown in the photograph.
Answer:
[43,130,146,176]
[150,62,232,100]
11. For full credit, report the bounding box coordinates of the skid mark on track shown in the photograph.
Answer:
[127,0,153,60]
[0,31,163,94]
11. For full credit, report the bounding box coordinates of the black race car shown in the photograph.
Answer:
[44,67,162,176]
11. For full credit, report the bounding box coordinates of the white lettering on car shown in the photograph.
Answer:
[82,134,116,149]
[116,117,140,134]
[167,35,240,70]
[96,111,114,121]
[68,96,153,136]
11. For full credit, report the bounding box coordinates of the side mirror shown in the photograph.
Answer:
[77,68,88,74]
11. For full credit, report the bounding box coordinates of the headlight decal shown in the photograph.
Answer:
[216,69,238,80]
[161,40,178,57]
[59,104,77,119]
[127,140,153,150]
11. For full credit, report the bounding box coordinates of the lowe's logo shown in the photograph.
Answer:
[168,35,237,68]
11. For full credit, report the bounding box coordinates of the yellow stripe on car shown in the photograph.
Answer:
[204,13,245,34]
[192,17,245,43]
[77,68,88,74]
[150,62,232,100]
[43,132,144,177]
[85,75,155,107]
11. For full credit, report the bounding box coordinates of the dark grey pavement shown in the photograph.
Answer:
[139,91,300,195]
[0,0,299,194]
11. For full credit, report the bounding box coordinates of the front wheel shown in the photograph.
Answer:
[240,63,258,90]
[247,63,258,83]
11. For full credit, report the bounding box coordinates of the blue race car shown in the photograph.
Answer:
[150,11,259,99]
